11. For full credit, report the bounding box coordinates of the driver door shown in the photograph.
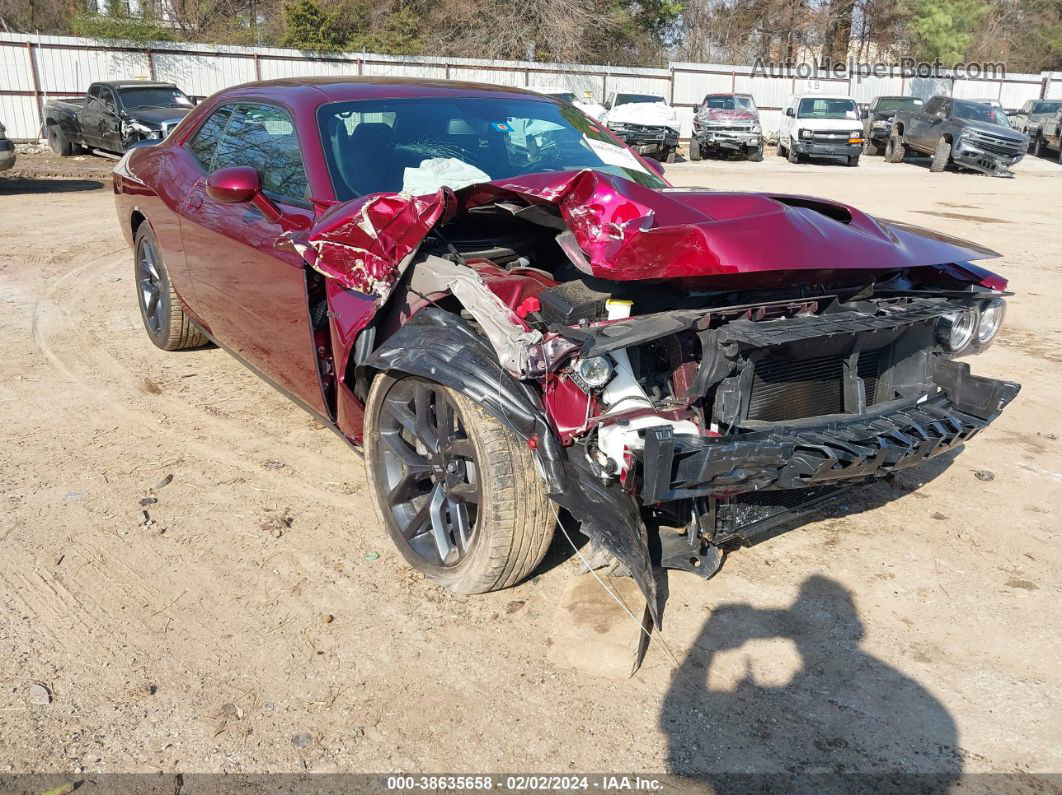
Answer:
[177,101,328,417]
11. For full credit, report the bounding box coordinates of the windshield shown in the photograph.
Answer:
[702,95,756,111]
[798,97,858,119]
[614,94,665,107]
[953,101,1011,127]
[318,97,666,200]
[1032,101,1062,115]
[545,92,577,103]
[875,97,923,112]
[118,86,193,110]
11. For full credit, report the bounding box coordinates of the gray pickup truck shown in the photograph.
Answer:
[1008,99,1062,158]
[886,95,1028,176]
[43,81,194,156]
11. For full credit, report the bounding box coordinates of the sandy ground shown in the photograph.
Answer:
[1,148,1061,785]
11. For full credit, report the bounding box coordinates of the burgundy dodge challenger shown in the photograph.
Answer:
[114,78,1018,621]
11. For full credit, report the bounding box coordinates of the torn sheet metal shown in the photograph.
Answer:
[297,169,1004,300]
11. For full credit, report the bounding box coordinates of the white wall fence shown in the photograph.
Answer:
[1,31,1058,141]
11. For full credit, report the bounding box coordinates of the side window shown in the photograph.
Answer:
[923,97,942,115]
[187,106,234,172]
[100,88,116,112]
[937,101,950,118]
[87,85,101,104]
[214,103,309,203]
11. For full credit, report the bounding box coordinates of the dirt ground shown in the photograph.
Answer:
[1,148,1060,786]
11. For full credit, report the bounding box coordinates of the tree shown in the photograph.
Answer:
[279,0,347,49]
[909,0,988,64]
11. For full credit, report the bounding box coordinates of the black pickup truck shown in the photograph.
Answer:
[861,95,924,155]
[43,81,194,156]
[886,95,1028,176]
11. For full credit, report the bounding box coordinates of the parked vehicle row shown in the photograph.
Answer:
[1009,99,1062,162]
[113,76,1019,617]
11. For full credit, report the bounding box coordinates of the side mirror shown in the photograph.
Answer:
[785,107,795,117]
[206,165,261,203]
[646,157,665,176]
[860,108,869,119]
[205,165,308,230]
[693,104,701,113]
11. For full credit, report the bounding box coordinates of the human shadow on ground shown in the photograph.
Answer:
[660,575,962,792]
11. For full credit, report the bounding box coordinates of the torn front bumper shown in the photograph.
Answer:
[951,140,1022,177]
[611,126,679,156]
[791,140,862,159]
[641,361,1019,504]
[694,128,762,152]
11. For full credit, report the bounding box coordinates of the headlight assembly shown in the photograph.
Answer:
[871,120,888,129]
[570,356,615,392]
[799,129,813,140]
[976,298,1006,345]
[751,124,761,134]
[938,308,979,352]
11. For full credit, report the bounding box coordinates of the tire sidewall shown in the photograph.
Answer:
[363,373,514,593]
[134,224,173,348]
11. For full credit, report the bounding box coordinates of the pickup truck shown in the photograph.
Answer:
[0,120,14,172]
[601,92,680,162]
[886,95,1028,176]
[861,95,924,155]
[689,93,763,161]
[1008,99,1062,156]
[44,81,194,156]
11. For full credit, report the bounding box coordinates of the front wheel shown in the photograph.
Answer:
[864,139,883,156]
[747,144,764,162]
[364,374,555,594]
[134,224,208,350]
[1032,135,1044,157]
[787,142,801,163]
[689,138,701,161]
[930,137,951,172]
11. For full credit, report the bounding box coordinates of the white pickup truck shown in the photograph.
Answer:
[777,94,864,167]
[600,92,680,162]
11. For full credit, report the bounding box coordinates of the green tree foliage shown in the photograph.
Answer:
[909,0,988,64]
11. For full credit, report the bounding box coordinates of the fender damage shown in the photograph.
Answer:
[295,169,1020,623]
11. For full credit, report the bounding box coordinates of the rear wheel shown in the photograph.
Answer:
[46,123,73,156]
[134,224,208,351]
[864,138,883,156]
[930,137,951,172]
[689,138,701,161]
[364,374,555,594]
[884,129,908,163]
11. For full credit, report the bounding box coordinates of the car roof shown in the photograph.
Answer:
[95,81,180,89]
[873,95,919,100]
[225,76,560,104]
[793,94,856,101]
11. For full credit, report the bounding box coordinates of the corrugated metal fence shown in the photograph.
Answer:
[1,31,1058,141]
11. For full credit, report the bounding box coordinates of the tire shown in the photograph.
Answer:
[689,138,701,161]
[847,155,860,167]
[1057,142,1062,165]
[364,373,555,594]
[884,129,908,163]
[787,141,801,163]
[864,139,883,156]
[748,144,764,162]
[1032,135,1044,158]
[665,148,676,164]
[46,123,73,156]
[930,137,951,172]
[134,224,208,351]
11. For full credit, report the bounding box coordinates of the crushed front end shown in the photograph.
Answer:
[533,289,1018,577]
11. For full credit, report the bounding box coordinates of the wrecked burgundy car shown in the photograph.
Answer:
[114,79,1019,622]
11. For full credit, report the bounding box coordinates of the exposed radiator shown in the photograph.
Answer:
[747,349,881,422]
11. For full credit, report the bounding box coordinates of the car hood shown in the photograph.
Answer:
[961,118,1026,140]
[604,102,680,131]
[127,107,192,126]
[296,169,1003,298]
[696,108,759,125]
